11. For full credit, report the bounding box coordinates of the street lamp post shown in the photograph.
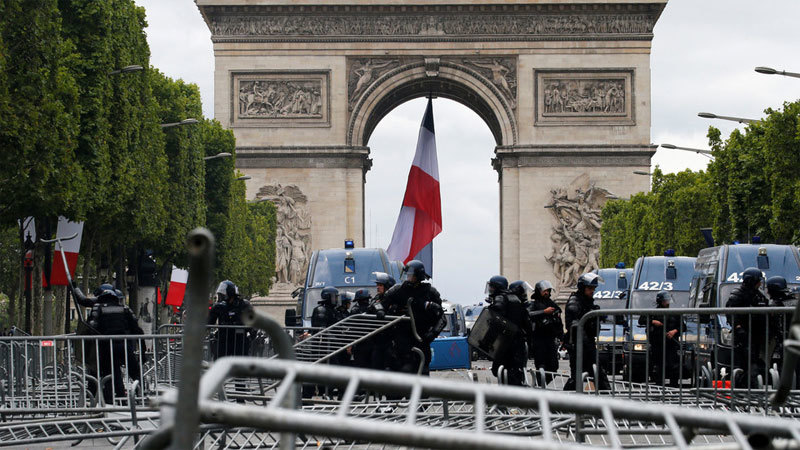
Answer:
[109,65,144,75]
[697,112,759,125]
[203,152,232,161]
[660,143,714,160]
[755,66,800,79]
[161,118,199,129]
[23,233,34,334]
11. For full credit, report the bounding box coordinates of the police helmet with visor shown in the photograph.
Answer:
[535,280,555,297]
[509,280,534,300]
[372,272,396,289]
[484,275,509,295]
[216,280,239,303]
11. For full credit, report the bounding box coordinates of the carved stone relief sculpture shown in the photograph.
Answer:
[239,80,323,119]
[257,184,312,288]
[462,57,517,108]
[347,58,401,109]
[346,56,518,110]
[542,78,625,115]
[232,72,330,127]
[208,13,657,39]
[535,69,634,126]
[545,174,617,292]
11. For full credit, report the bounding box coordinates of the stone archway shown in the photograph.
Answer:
[348,58,517,147]
[196,0,667,306]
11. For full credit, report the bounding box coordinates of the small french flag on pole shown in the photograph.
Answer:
[49,217,84,286]
[386,98,442,276]
[165,266,188,307]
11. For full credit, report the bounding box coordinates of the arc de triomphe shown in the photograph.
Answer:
[197,0,667,299]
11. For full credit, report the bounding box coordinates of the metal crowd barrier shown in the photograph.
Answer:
[573,307,800,413]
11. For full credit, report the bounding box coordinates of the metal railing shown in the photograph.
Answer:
[573,307,799,412]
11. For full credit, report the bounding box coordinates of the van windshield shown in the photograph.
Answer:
[629,290,690,309]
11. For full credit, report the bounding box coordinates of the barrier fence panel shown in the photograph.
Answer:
[147,356,800,450]
[573,307,800,413]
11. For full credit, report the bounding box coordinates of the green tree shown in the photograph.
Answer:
[202,119,236,278]
[0,0,82,222]
[149,70,206,265]
[762,101,800,243]
[600,169,713,266]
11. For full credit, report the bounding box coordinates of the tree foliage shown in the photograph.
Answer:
[0,1,276,333]
[601,99,800,265]
[600,169,713,267]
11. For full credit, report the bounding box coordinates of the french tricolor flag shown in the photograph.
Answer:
[386,98,442,275]
[165,266,188,307]
[49,217,84,286]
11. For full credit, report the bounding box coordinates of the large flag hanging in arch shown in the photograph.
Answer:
[386,98,442,275]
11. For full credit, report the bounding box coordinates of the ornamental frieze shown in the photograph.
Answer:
[207,13,656,40]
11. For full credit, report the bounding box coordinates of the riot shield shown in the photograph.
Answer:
[467,307,520,360]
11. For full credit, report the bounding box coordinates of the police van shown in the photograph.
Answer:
[286,241,404,327]
[439,300,467,338]
[688,244,800,373]
[592,265,633,374]
[625,252,697,381]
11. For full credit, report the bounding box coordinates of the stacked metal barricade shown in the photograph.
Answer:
[4,228,800,449]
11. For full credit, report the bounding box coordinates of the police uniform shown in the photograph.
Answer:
[208,296,253,358]
[311,300,338,329]
[73,284,143,405]
[382,280,445,375]
[564,289,610,391]
[488,289,533,386]
[726,276,769,387]
[528,291,562,385]
[637,294,682,387]
[350,290,377,369]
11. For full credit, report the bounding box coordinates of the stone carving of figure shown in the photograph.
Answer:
[258,184,312,287]
[351,59,397,103]
[544,175,616,293]
[468,59,516,105]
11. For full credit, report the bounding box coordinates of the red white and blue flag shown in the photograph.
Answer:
[49,217,84,286]
[386,98,442,275]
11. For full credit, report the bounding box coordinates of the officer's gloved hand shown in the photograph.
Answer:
[376,309,386,320]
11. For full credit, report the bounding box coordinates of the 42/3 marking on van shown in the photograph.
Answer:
[638,281,673,291]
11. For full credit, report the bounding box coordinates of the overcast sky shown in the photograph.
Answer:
[134,0,800,304]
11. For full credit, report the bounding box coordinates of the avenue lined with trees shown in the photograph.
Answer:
[0,0,276,334]
[600,99,800,266]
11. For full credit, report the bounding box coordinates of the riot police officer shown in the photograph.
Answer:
[208,280,253,359]
[382,260,445,375]
[350,289,375,368]
[726,267,769,387]
[368,272,393,371]
[564,273,610,391]
[638,291,682,387]
[338,292,354,322]
[487,276,533,386]
[72,283,143,405]
[526,280,562,387]
[766,276,797,378]
[311,286,340,329]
